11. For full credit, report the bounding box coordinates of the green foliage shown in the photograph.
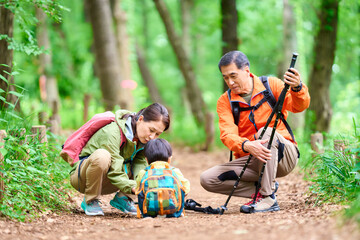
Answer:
[0,81,73,222]
[0,129,72,222]
[0,0,68,55]
[0,65,25,113]
[344,164,360,224]
[304,118,360,223]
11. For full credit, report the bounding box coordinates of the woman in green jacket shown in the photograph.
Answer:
[69,103,170,216]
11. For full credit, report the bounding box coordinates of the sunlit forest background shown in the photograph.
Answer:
[0,0,359,223]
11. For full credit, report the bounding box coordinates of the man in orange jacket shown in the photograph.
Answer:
[200,51,310,213]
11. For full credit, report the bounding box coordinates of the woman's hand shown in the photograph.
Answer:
[243,139,272,163]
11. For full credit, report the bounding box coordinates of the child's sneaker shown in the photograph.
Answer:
[81,198,104,216]
[110,192,137,215]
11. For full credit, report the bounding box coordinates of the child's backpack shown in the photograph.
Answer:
[136,163,185,218]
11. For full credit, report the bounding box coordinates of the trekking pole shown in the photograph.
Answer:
[248,53,298,212]
[219,53,298,215]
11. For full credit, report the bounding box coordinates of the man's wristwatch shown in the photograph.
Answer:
[291,82,302,92]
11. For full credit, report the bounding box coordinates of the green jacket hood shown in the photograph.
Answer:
[115,109,135,142]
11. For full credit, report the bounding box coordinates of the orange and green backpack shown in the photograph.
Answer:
[136,163,185,218]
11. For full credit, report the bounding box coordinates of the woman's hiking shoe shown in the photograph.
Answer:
[81,198,104,216]
[110,192,137,215]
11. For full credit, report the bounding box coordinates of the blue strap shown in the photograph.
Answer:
[124,145,144,176]
[77,155,89,192]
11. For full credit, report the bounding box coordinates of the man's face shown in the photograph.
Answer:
[221,63,251,95]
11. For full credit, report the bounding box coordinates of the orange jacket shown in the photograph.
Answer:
[217,73,310,158]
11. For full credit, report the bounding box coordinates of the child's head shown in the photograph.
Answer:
[144,138,172,164]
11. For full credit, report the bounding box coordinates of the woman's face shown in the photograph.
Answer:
[136,115,166,144]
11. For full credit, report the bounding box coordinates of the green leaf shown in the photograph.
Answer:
[6,111,22,120]
[26,166,45,175]
[8,91,23,98]
[10,71,19,76]
[0,148,7,157]
[0,74,9,83]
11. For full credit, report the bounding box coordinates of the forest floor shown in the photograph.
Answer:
[1,147,360,240]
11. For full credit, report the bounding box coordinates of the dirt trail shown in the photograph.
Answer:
[1,147,359,240]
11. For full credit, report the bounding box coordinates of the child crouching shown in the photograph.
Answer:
[135,139,190,218]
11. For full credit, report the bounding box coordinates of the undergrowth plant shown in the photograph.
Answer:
[306,118,360,223]
[0,82,73,222]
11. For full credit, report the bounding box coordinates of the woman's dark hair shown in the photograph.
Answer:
[218,50,250,71]
[144,139,172,164]
[123,103,170,135]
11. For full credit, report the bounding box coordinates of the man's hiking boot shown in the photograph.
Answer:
[240,181,280,214]
[240,195,280,213]
[81,198,104,216]
[110,192,137,215]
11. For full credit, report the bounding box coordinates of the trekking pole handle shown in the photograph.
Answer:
[289,52,298,69]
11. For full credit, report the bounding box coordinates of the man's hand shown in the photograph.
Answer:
[284,68,301,88]
[243,139,272,163]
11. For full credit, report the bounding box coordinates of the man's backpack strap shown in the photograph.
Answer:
[259,76,296,142]
[227,89,240,126]
[227,76,296,162]
[259,76,276,107]
[227,89,238,162]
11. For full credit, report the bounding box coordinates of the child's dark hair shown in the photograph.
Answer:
[144,139,172,164]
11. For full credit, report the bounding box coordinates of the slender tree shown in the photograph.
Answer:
[279,0,304,130]
[0,5,19,111]
[221,0,238,92]
[135,43,164,105]
[180,0,193,57]
[111,0,134,110]
[36,7,60,111]
[307,0,339,132]
[153,0,214,149]
[86,0,122,111]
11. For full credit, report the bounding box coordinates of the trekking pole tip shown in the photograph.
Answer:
[219,205,227,215]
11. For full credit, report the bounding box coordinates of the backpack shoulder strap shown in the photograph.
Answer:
[227,89,240,126]
[259,76,296,142]
[227,89,239,162]
[259,76,276,108]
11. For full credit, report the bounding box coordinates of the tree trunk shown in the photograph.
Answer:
[180,0,193,57]
[0,6,20,111]
[280,0,304,131]
[221,0,238,92]
[36,7,61,119]
[112,0,134,111]
[153,0,214,150]
[140,0,150,51]
[135,43,164,105]
[86,0,122,111]
[180,0,193,117]
[153,0,206,125]
[307,0,339,133]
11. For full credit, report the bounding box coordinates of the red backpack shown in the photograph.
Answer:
[60,111,126,166]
